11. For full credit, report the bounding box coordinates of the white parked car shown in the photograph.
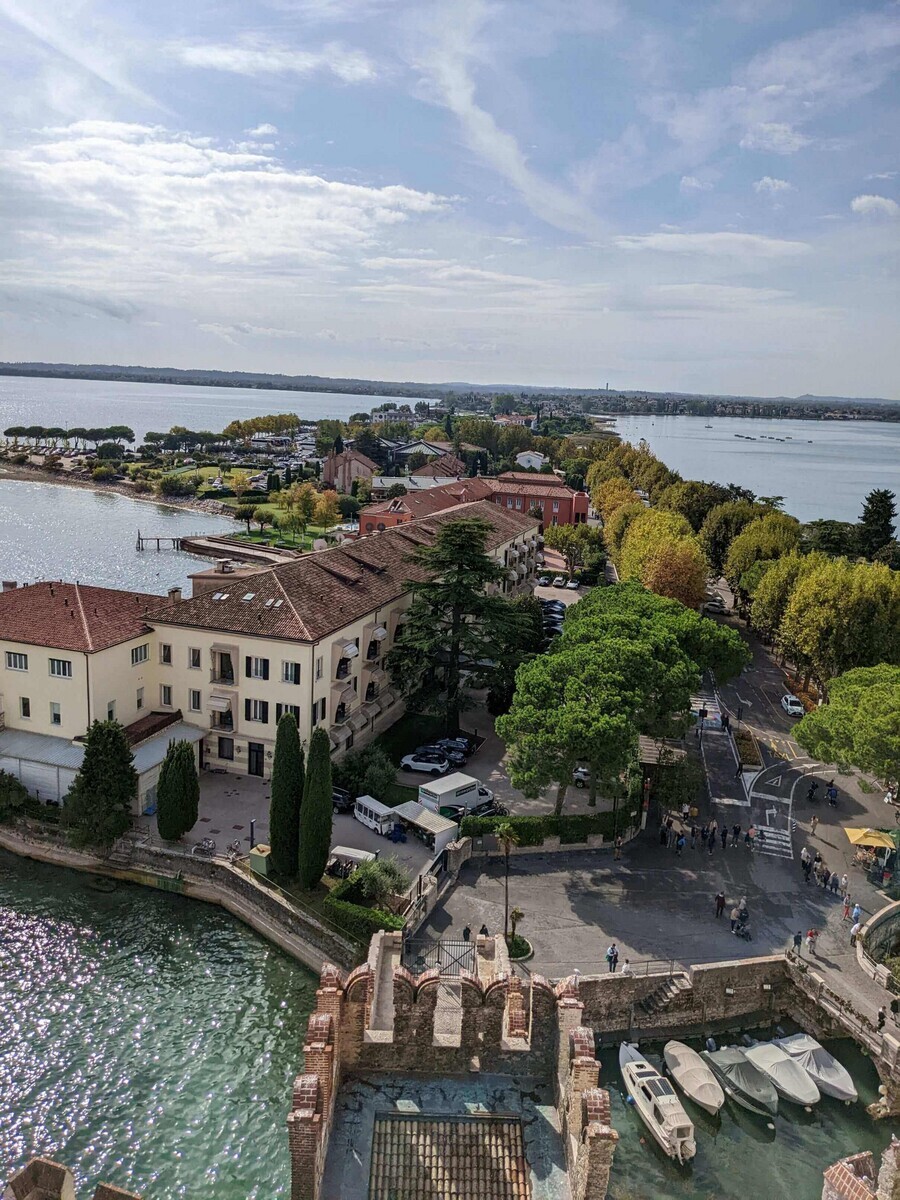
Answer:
[400,752,450,775]
[536,576,551,587]
[552,575,566,587]
[566,579,579,591]
[781,694,805,718]
[573,766,590,788]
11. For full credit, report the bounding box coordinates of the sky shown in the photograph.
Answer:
[0,0,898,397]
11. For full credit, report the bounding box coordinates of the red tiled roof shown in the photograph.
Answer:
[362,478,495,520]
[411,454,466,477]
[497,471,569,486]
[327,449,379,471]
[0,582,163,653]
[154,500,536,643]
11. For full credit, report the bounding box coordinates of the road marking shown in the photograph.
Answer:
[754,826,794,860]
[751,791,791,803]
[766,808,777,824]
[712,795,751,808]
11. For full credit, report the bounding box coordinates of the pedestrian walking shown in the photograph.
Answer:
[734,761,743,779]
[708,831,715,856]
[800,846,810,869]
[614,835,623,860]
[709,819,718,839]
[715,891,726,918]
[891,998,900,1025]
[730,906,740,932]
[852,903,862,924]
[813,851,823,870]
[806,929,818,955]
[681,803,690,825]
[813,861,824,886]
[829,871,840,895]
[792,931,803,956]
[700,825,708,846]
[747,825,757,850]
[462,924,472,942]
[850,921,861,946]
[690,825,698,850]
[720,826,727,850]
[827,785,838,807]
[878,1006,887,1031]
[821,868,831,891]
[665,816,675,848]
[659,822,668,846]
[810,814,819,837]
[840,873,849,898]
[842,896,852,920]
[675,833,686,856]
[722,713,730,732]
[731,823,741,847]
[803,859,812,884]
[605,943,619,973]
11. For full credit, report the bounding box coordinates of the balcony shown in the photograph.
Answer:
[336,659,352,680]
[211,713,234,732]
[210,670,235,685]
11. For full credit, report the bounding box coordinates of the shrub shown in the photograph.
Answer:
[92,465,116,482]
[334,858,410,907]
[460,810,638,845]
[733,728,762,766]
[322,895,405,939]
[132,479,151,494]
[157,474,196,497]
[0,770,28,822]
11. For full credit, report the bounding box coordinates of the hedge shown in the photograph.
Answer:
[460,809,639,846]
[733,729,762,767]
[322,895,404,939]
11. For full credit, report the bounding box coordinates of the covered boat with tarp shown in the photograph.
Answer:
[744,1042,820,1106]
[663,1041,725,1115]
[774,1034,858,1103]
[701,1047,778,1116]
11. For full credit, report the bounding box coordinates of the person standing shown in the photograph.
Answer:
[829,872,840,895]
[821,868,831,891]
[878,1006,887,1031]
[690,825,698,850]
[732,823,741,848]
[675,833,686,856]
[720,825,728,850]
[810,814,819,837]
[665,816,675,848]
[715,891,726,918]
[792,931,803,956]
[842,895,852,921]
[806,929,818,955]
[614,835,623,860]
[839,873,849,898]
[708,830,715,857]
[852,903,862,924]
[606,943,619,973]
[850,921,861,946]
[730,906,740,932]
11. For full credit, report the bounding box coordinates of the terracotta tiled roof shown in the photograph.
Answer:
[154,500,536,643]
[327,448,379,471]
[0,582,162,653]
[368,1114,529,1200]
[412,454,467,477]
[497,472,569,486]
[362,478,495,520]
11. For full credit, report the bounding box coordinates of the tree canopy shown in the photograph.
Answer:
[269,712,305,876]
[156,740,199,842]
[297,727,333,890]
[795,665,900,782]
[64,720,136,848]
[724,511,801,595]
[699,501,768,575]
[857,488,897,560]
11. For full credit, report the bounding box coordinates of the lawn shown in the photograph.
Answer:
[374,712,447,765]
[385,783,419,807]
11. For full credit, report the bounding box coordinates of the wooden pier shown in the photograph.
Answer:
[135,531,183,551]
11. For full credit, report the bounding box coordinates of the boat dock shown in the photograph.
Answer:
[136,530,301,565]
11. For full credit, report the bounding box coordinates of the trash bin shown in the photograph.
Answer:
[249,844,271,877]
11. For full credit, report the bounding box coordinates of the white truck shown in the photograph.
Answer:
[417,772,494,818]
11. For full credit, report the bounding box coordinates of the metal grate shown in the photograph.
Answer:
[403,937,476,977]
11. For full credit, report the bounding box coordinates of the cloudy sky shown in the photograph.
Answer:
[0,0,898,396]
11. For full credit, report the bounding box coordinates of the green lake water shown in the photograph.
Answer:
[599,1036,893,1200]
[0,851,316,1197]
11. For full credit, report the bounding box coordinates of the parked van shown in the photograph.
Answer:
[353,794,397,836]
[418,772,492,816]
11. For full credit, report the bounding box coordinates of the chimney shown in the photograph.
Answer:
[168,586,183,604]
[1,581,17,591]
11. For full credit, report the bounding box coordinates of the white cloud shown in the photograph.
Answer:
[753,176,794,195]
[740,123,811,154]
[246,123,279,137]
[865,170,897,181]
[615,232,811,258]
[850,194,900,218]
[174,39,377,83]
[679,175,712,194]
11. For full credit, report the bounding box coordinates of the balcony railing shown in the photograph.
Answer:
[211,715,234,731]
[209,669,235,685]
[336,660,351,680]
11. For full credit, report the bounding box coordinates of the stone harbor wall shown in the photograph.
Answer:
[3,1159,141,1200]
[822,1137,900,1200]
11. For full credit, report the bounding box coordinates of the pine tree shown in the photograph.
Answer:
[857,489,897,559]
[297,727,332,890]
[156,739,200,841]
[269,712,305,877]
[64,720,137,849]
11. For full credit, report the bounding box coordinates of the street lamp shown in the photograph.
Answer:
[249,817,256,848]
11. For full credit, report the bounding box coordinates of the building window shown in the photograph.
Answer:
[276,703,301,723]
[160,684,172,707]
[218,736,234,761]
[5,652,27,671]
[49,658,72,678]
[50,702,61,726]
[516,498,522,509]
[107,701,116,721]
[506,498,513,508]
[160,643,173,665]
[552,501,560,513]
[282,661,301,685]
[20,697,30,719]
[312,697,326,724]
[315,656,323,681]
[245,698,269,723]
[131,644,149,666]
[246,656,270,681]
[189,647,201,669]
[136,687,144,710]
[189,689,201,712]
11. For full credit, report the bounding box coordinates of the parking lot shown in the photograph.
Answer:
[330,812,435,877]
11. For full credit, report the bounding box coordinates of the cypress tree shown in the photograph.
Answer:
[297,727,333,890]
[156,739,200,841]
[269,712,305,876]
[64,720,136,849]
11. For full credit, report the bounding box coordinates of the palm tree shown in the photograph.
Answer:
[494,821,520,940]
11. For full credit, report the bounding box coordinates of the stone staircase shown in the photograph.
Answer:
[105,838,134,868]
[638,974,692,1016]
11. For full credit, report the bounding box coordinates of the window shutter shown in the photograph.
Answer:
[276,703,283,722]
[245,656,252,678]
[262,659,269,681]
[261,701,269,724]
[244,698,251,721]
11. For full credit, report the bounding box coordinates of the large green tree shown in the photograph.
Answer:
[64,720,136,849]
[487,593,545,716]
[297,727,333,890]
[857,488,897,560]
[724,512,801,597]
[795,665,900,782]
[656,480,732,532]
[269,712,305,876]
[699,500,767,576]
[387,516,526,734]
[156,740,199,841]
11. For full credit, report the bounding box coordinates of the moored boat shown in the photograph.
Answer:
[775,1034,858,1102]
[701,1047,778,1116]
[663,1041,725,1115]
[619,1043,697,1161]
[744,1042,820,1106]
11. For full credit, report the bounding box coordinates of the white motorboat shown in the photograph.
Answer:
[702,1047,778,1116]
[775,1034,858,1103]
[744,1042,820,1106]
[619,1043,697,1162]
[663,1041,725,1115]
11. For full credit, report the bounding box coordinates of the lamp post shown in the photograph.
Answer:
[249,817,256,849]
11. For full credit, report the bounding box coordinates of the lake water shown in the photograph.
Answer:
[599,1036,891,1200]
[0,479,232,593]
[0,376,403,445]
[0,850,315,1197]
[603,414,900,524]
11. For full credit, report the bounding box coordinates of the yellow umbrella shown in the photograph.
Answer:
[844,828,896,850]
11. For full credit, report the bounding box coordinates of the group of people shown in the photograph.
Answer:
[799,846,849,898]
[714,891,750,934]
[604,942,633,975]
[661,813,761,856]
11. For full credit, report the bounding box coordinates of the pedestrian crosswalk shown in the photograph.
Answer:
[753,825,794,860]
